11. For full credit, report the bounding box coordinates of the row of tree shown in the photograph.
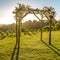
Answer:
[0,20,60,33]
[22,20,60,31]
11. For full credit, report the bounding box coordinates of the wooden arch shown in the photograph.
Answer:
[13,3,55,49]
[12,3,56,60]
[13,4,44,47]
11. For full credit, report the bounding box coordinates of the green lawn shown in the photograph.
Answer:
[0,31,60,60]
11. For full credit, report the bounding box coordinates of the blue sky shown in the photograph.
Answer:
[0,0,60,24]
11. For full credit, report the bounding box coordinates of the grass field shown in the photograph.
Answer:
[0,31,60,60]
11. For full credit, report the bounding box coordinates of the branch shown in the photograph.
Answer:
[33,12,41,20]
[22,12,30,18]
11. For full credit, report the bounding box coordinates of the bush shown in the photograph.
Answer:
[0,34,7,40]
[43,26,54,31]
[0,31,5,36]
[43,26,49,31]
[27,32,32,36]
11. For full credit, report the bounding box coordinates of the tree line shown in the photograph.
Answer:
[22,20,60,31]
[0,19,60,33]
[0,19,60,39]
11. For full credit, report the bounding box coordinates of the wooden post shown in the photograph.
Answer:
[44,13,52,45]
[17,17,21,48]
[40,15,43,41]
[49,19,51,45]
[16,13,18,45]
[16,17,21,60]
[33,13,43,41]
[17,19,20,47]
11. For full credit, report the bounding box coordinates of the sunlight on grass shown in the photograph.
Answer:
[0,31,60,60]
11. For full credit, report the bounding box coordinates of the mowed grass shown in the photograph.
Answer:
[0,31,60,60]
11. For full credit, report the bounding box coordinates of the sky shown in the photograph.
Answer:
[0,0,60,24]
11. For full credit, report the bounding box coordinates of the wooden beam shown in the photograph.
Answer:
[33,12,43,41]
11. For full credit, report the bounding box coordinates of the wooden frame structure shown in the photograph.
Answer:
[13,4,44,47]
[12,3,56,60]
[13,3,55,50]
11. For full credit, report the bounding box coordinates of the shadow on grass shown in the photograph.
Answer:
[50,44,60,51]
[41,40,60,56]
[0,35,7,40]
[11,43,20,60]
